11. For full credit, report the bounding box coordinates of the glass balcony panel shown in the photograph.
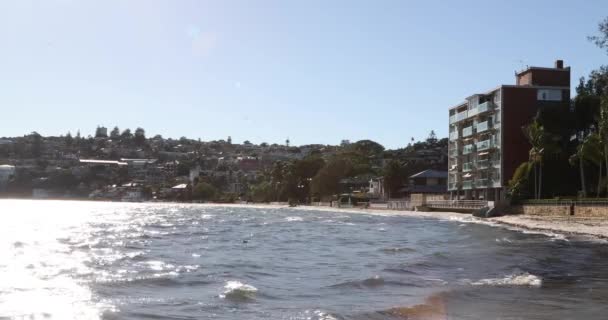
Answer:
[477,101,493,114]
[462,126,473,137]
[462,181,473,190]
[476,121,489,133]
[477,160,489,169]
[476,139,492,151]
[463,162,473,172]
[456,111,468,122]
[463,144,475,155]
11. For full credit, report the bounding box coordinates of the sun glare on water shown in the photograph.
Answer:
[0,200,125,319]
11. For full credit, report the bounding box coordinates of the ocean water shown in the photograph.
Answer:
[1,200,608,319]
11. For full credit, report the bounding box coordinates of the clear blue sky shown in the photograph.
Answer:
[1,0,607,149]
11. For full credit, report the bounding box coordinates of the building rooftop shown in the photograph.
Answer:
[409,169,448,179]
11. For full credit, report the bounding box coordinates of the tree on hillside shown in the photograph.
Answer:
[110,126,120,139]
[120,129,133,142]
[30,131,42,158]
[134,127,146,146]
[65,132,73,147]
[351,140,385,156]
[95,126,107,138]
[426,130,438,145]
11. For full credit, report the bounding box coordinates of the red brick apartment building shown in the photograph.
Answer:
[448,60,571,201]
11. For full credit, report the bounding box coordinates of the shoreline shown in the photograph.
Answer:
[2,198,606,240]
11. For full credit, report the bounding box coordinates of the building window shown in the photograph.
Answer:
[537,89,562,101]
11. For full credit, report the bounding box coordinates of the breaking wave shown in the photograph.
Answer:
[219,281,258,301]
[470,273,542,287]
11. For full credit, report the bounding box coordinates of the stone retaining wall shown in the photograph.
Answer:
[509,204,608,217]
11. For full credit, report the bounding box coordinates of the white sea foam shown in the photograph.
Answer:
[471,273,542,287]
[219,281,258,300]
[285,216,304,222]
[495,237,512,243]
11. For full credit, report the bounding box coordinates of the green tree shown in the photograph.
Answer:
[134,127,146,146]
[569,133,603,198]
[192,182,216,201]
[95,126,107,138]
[426,130,438,145]
[523,121,558,199]
[311,158,352,198]
[110,126,120,139]
[65,132,73,147]
[588,16,608,55]
[599,96,608,194]
[350,139,385,156]
[508,162,533,202]
[30,131,43,158]
[383,159,406,199]
[120,129,133,142]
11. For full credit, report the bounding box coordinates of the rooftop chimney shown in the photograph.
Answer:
[555,60,564,69]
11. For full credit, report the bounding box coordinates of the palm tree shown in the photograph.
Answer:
[523,121,546,199]
[599,96,608,193]
[570,133,604,198]
[585,133,605,197]
[570,150,587,198]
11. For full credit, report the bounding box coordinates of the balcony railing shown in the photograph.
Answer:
[476,121,489,133]
[462,181,473,190]
[462,126,473,137]
[449,131,459,141]
[463,162,473,172]
[476,139,493,151]
[463,144,475,155]
[476,178,489,188]
[477,101,494,114]
[449,148,459,157]
[477,160,489,169]
[456,111,468,122]
[449,115,456,124]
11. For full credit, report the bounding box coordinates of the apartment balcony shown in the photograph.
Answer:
[475,179,489,188]
[476,139,494,151]
[449,148,459,157]
[462,180,473,190]
[477,101,494,114]
[450,110,469,124]
[463,162,474,172]
[449,131,459,141]
[476,121,490,133]
[477,159,489,169]
[462,126,474,138]
[463,144,475,155]
[448,182,460,190]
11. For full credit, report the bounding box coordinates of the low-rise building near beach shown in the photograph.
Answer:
[448,60,571,201]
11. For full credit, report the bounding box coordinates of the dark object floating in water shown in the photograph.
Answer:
[243,240,249,243]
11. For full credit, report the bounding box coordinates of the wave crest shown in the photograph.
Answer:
[220,281,258,301]
[471,273,542,287]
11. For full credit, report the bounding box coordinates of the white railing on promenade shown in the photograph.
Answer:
[426,200,488,209]
[387,200,411,210]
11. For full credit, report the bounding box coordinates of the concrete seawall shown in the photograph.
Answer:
[508,204,608,217]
